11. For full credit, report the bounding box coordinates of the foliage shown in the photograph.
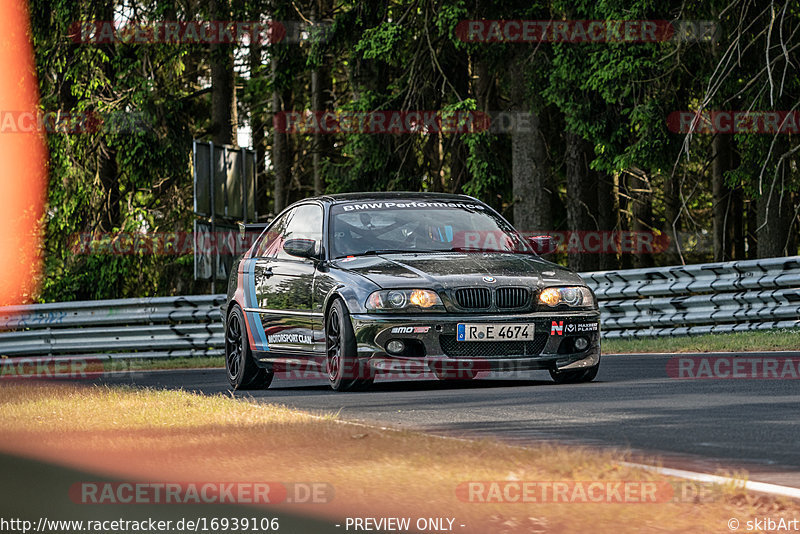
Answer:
[31,0,800,301]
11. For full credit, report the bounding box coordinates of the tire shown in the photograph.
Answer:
[326,299,374,392]
[549,363,599,384]
[225,305,273,390]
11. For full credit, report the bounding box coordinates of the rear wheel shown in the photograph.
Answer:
[549,363,599,384]
[225,305,273,390]
[326,299,374,391]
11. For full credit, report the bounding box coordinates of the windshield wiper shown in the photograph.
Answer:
[360,249,413,256]
[446,246,527,254]
[334,248,470,259]
[331,249,413,259]
[445,246,493,253]
[355,248,453,257]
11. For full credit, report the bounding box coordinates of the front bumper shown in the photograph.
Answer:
[349,311,601,376]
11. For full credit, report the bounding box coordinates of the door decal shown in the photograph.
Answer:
[243,258,269,351]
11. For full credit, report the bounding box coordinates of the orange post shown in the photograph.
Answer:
[0,0,47,305]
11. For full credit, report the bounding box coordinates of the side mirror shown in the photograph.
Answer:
[528,235,556,255]
[283,238,318,259]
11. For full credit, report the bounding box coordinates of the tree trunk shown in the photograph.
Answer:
[663,171,683,265]
[746,198,757,259]
[507,52,550,233]
[565,133,599,272]
[596,171,618,269]
[618,171,633,269]
[210,0,237,146]
[472,56,502,211]
[271,48,291,214]
[310,0,331,196]
[732,186,745,259]
[473,59,496,113]
[511,111,550,233]
[712,133,733,261]
[310,70,328,196]
[756,173,793,258]
[423,134,443,192]
[249,23,267,218]
[447,50,471,194]
[628,170,653,268]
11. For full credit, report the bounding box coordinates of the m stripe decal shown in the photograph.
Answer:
[245,259,269,351]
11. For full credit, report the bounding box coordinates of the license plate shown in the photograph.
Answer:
[457,323,535,341]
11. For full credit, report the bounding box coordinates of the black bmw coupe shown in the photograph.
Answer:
[222,192,600,391]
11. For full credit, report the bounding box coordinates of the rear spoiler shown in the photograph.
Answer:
[238,222,269,240]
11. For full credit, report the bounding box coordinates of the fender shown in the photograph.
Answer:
[321,276,379,318]
[229,250,270,353]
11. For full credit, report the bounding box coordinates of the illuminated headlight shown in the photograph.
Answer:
[538,286,595,308]
[366,289,444,312]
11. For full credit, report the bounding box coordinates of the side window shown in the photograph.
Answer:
[253,212,291,258]
[274,204,323,260]
[252,204,323,260]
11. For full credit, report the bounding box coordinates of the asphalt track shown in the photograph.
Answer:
[98,352,800,489]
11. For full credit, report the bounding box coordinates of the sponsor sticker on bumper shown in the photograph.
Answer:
[390,326,431,334]
[553,321,599,335]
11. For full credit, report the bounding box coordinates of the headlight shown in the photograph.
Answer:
[538,286,595,308]
[366,289,444,312]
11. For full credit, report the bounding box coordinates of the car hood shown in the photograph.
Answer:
[331,252,583,289]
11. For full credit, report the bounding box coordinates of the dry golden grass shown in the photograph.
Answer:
[0,383,324,430]
[0,382,797,533]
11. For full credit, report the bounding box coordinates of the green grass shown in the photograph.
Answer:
[603,329,800,354]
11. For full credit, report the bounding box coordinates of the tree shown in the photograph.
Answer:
[210,0,238,146]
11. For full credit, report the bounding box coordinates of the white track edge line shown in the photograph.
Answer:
[623,462,800,500]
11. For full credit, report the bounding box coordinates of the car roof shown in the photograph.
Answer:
[303,191,480,204]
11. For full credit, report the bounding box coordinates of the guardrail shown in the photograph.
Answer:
[0,295,224,360]
[1,256,799,359]
[582,256,800,338]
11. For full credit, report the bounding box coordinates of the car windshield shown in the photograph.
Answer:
[329,200,532,258]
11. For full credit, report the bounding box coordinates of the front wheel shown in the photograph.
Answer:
[225,305,273,390]
[549,363,599,384]
[326,299,374,392]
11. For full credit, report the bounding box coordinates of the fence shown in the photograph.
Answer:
[0,295,224,361]
[583,256,800,338]
[1,257,799,359]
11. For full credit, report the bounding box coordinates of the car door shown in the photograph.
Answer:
[253,203,322,354]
